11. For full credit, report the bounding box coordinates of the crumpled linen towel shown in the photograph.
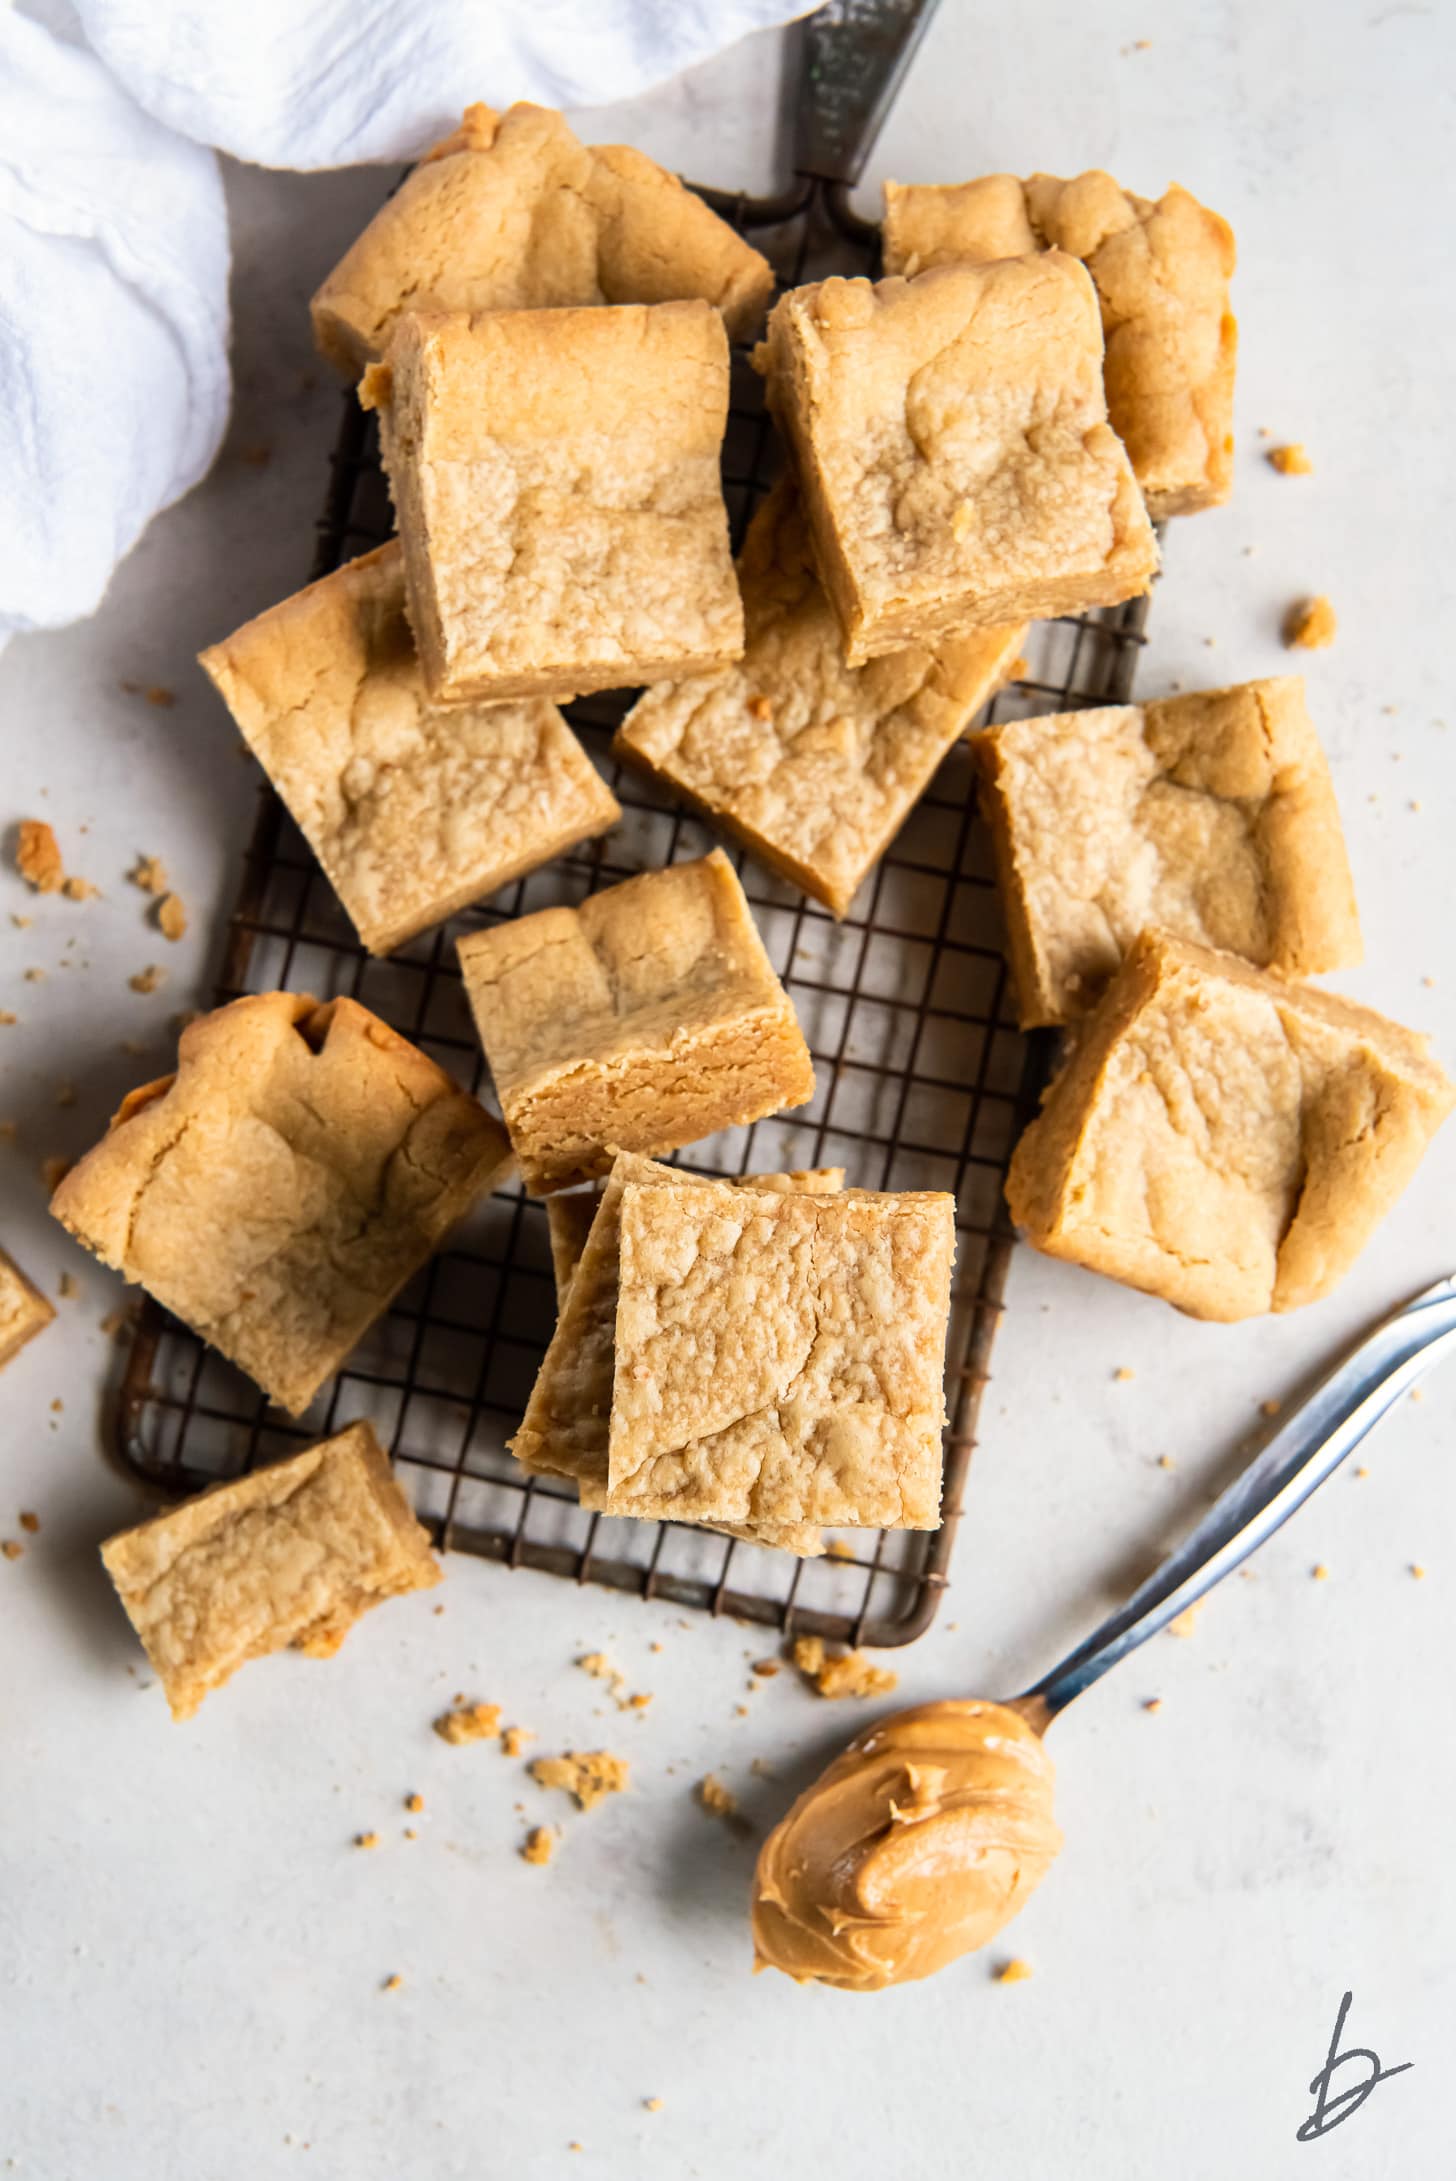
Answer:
[0,11,229,647]
[70,0,820,168]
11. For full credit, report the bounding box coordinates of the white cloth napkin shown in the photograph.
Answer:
[70,0,819,168]
[0,10,229,647]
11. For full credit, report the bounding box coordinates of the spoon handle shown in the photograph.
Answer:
[1014,1273,1456,1724]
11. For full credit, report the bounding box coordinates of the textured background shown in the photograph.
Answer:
[2,3,1452,2174]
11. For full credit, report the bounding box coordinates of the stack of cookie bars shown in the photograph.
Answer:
[35,104,1449,1711]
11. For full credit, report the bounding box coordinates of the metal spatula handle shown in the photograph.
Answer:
[794,0,940,185]
[1017,1274,1456,1720]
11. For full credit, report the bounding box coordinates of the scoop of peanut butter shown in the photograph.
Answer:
[751,1699,1061,1991]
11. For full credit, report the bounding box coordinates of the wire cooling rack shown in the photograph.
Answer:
[112,175,1151,1646]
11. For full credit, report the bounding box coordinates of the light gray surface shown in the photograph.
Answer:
[2,5,1453,2174]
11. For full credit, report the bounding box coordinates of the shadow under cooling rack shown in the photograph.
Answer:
[112,175,1151,1647]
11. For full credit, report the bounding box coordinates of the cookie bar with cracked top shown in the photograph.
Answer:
[883,170,1236,518]
[972,677,1361,1026]
[606,1181,954,1530]
[51,993,512,1413]
[0,1243,55,1369]
[363,301,743,705]
[200,543,620,955]
[755,258,1157,662]
[515,1153,843,1556]
[311,101,774,377]
[615,479,1025,916]
[101,1422,440,1720]
[457,849,813,1194]
[1006,930,1454,1320]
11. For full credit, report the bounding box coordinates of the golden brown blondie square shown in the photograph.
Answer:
[362,301,743,705]
[311,101,774,376]
[756,258,1156,662]
[101,1422,439,1719]
[616,479,1025,916]
[972,677,1361,1026]
[200,543,619,955]
[51,993,511,1413]
[457,850,813,1194]
[1006,930,1453,1320]
[606,1181,955,1529]
[882,170,1237,519]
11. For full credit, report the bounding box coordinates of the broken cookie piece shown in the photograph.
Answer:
[0,1242,56,1369]
[1006,929,1454,1319]
[100,1421,440,1719]
[529,1750,630,1811]
[51,991,511,1413]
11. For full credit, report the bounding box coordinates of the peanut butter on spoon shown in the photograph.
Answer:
[753,1273,1456,1991]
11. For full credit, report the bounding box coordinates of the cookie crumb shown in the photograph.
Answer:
[381,1973,402,1993]
[129,856,168,895]
[697,1773,739,1820]
[145,686,176,708]
[501,1725,533,1758]
[1354,1465,1369,1479]
[1283,596,1337,650]
[790,1634,898,1700]
[1312,1563,1330,1582]
[1157,1454,1176,1470]
[1260,1398,1282,1417]
[16,820,64,893]
[0,1011,15,1026]
[529,1751,629,1811]
[750,1660,780,1678]
[40,1156,72,1192]
[433,1700,502,1745]
[156,893,188,942]
[994,1958,1034,1984]
[1143,1697,1162,1714]
[1167,1602,1203,1639]
[521,1826,556,1865]
[18,1512,39,1535]
[1410,1563,1427,1580]
[404,1792,423,1814]
[1,1540,22,1561]
[644,2097,663,2114]
[354,1831,379,1850]
[128,965,164,995]
[1113,1365,1136,1383]
[58,1272,78,1299]
[824,1539,858,1562]
[62,875,99,902]
[24,967,45,983]
[1267,443,1313,475]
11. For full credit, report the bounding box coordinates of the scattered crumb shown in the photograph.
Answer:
[50,1397,63,1414]
[1157,1454,1176,1471]
[1354,1465,1369,1480]
[1143,1698,1162,1714]
[1410,1563,1427,1580]
[58,1272,78,1299]
[577,1651,651,1712]
[994,1958,1034,1984]
[644,2097,663,2114]
[1267,443,1314,476]
[354,1831,379,1850]
[1202,635,1217,648]
[733,1704,749,1718]
[1409,799,1422,815]
[24,967,44,983]
[129,855,168,895]
[569,2145,583,2156]
[433,1701,502,1745]
[145,685,176,708]
[18,1512,40,1534]
[40,1157,72,1192]
[1410,1387,1424,1404]
[62,875,99,902]
[157,893,188,942]
[750,1660,780,1678]
[750,1757,775,1779]
[746,693,774,722]
[1167,1602,1203,1639]
[791,1634,899,1701]
[501,1725,533,1758]
[824,1539,858,1562]
[1113,1366,1136,1383]
[521,1826,556,1865]
[0,1011,15,1026]
[11,913,31,928]
[403,1828,417,1841]
[1260,1398,1282,1417]
[1312,1563,1330,1582]
[649,1641,663,1654]
[128,965,164,995]
[697,1773,739,1820]
[1422,976,1436,989]
[404,1792,423,1814]
[381,1974,402,1994]
[2,1540,22,1561]
[16,820,64,893]
[1283,596,1337,650]
[529,1751,630,1811]
[101,1306,135,1339]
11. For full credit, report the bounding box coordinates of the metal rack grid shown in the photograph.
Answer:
[112,175,1151,1647]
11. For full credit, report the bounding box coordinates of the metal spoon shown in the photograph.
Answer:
[752,1274,1456,1991]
